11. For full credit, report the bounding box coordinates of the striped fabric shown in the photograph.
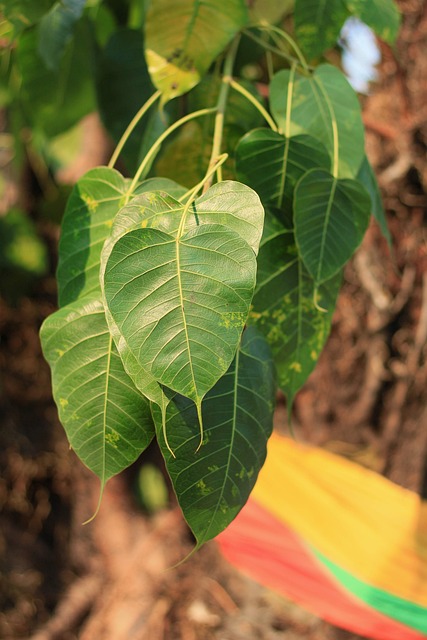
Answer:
[217,433,427,639]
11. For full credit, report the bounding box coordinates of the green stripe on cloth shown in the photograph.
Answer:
[313,548,427,634]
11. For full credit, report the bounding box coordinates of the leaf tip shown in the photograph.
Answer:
[82,479,106,525]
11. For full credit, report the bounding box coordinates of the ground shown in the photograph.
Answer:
[0,2,426,638]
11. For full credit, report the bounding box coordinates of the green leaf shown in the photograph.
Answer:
[103,222,258,408]
[270,65,365,178]
[345,0,401,44]
[294,168,371,284]
[250,209,340,406]
[105,181,265,254]
[95,28,159,171]
[153,326,275,546]
[235,128,330,210]
[17,19,96,137]
[294,0,349,60]
[0,0,54,33]
[38,0,86,71]
[40,297,155,487]
[144,0,248,101]
[357,155,391,246]
[57,167,131,307]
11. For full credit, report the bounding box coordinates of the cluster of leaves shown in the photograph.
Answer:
[1,0,399,546]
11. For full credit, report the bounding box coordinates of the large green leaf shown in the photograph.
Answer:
[144,0,248,101]
[250,209,340,405]
[17,19,96,137]
[235,128,330,210]
[38,0,86,71]
[270,65,365,178]
[294,168,371,284]
[102,177,265,413]
[357,155,391,245]
[153,326,275,546]
[103,222,259,409]
[345,0,400,44]
[40,297,155,487]
[95,28,160,172]
[57,167,131,307]
[294,0,349,60]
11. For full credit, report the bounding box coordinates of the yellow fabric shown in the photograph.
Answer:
[253,433,427,607]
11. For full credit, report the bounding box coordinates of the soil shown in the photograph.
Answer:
[1,2,426,638]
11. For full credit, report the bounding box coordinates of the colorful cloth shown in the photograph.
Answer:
[217,433,427,639]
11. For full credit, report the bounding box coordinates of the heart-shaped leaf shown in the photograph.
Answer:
[250,208,341,406]
[294,169,371,284]
[103,223,258,408]
[153,326,275,547]
[57,167,131,307]
[270,65,365,178]
[144,0,248,101]
[236,128,330,210]
[40,297,155,488]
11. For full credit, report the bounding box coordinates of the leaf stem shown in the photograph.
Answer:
[178,153,228,205]
[284,63,297,139]
[255,24,309,72]
[203,35,240,192]
[126,107,216,198]
[313,78,340,178]
[228,78,278,132]
[108,90,162,169]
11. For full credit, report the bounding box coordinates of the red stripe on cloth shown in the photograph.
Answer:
[217,499,427,640]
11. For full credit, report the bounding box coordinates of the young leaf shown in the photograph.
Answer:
[57,167,131,307]
[103,223,258,407]
[294,168,371,284]
[38,0,86,71]
[235,128,330,210]
[40,297,155,488]
[357,155,391,246]
[144,0,248,101]
[345,0,401,44]
[250,209,341,406]
[294,0,350,60]
[153,326,275,547]
[270,65,365,178]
